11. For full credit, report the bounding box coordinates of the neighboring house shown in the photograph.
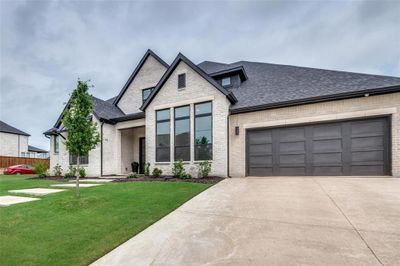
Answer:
[25,146,49,159]
[0,120,30,157]
[0,120,49,159]
[44,49,400,177]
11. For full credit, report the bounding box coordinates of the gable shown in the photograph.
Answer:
[141,53,237,111]
[116,53,168,114]
[146,60,232,111]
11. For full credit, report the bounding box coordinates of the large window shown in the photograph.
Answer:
[156,109,170,162]
[69,154,89,165]
[142,87,154,103]
[174,105,190,161]
[54,135,59,154]
[194,102,212,160]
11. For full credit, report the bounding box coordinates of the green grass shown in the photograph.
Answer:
[0,175,212,266]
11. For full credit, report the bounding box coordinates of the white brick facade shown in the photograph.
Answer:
[0,132,28,157]
[146,61,230,177]
[117,55,167,114]
[229,93,400,177]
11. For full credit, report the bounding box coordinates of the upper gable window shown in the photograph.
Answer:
[142,87,154,103]
[178,73,186,89]
[221,77,231,87]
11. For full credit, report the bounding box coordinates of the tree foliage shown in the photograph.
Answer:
[62,80,100,158]
[61,80,100,197]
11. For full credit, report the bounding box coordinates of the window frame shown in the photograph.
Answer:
[142,87,154,104]
[174,105,191,161]
[69,154,89,165]
[54,135,59,154]
[194,101,213,161]
[221,76,232,87]
[155,108,171,162]
[178,73,186,89]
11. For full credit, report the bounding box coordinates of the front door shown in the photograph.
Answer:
[139,137,146,174]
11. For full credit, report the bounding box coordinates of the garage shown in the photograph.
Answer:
[246,117,390,176]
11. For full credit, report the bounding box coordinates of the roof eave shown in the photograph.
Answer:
[230,85,400,115]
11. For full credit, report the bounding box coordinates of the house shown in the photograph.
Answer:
[44,50,400,177]
[0,120,48,158]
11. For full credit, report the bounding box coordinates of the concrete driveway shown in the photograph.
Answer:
[92,177,400,266]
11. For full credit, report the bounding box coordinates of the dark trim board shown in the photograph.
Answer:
[245,116,392,176]
[230,86,400,115]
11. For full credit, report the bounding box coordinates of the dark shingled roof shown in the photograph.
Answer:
[198,61,400,112]
[0,120,30,136]
[28,145,48,153]
[92,96,124,120]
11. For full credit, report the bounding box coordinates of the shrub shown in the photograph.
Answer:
[33,162,49,178]
[65,166,77,178]
[172,160,187,178]
[127,172,137,178]
[53,164,63,177]
[78,167,86,178]
[199,161,212,178]
[152,168,162,177]
[144,163,150,176]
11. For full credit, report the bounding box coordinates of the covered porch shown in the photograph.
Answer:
[119,126,145,174]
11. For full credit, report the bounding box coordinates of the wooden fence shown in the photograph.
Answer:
[0,156,50,168]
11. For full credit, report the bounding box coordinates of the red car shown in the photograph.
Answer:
[4,164,35,175]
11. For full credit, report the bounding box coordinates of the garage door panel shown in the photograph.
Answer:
[313,124,342,139]
[249,143,272,154]
[279,128,305,141]
[351,120,384,136]
[313,139,342,152]
[352,136,383,149]
[279,154,305,164]
[352,150,384,162]
[279,167,306,176]
[313,166,343,176]
[279,141,305,152]
[351,165,385,175]
[249,167,273,176]
[249,155,273,165]
[248,131,272,144]
[247,117,389,176]
[313,153,342,164]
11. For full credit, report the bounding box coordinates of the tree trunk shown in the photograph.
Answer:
[76,155,80,198]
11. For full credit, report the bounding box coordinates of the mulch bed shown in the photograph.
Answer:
[28,176,224,184]
[113,176,224,184]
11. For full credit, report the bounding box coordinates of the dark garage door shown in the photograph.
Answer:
[246,117,390,176]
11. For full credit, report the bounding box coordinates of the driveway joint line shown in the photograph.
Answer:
[177,209,357,232]
[312,178,384,266]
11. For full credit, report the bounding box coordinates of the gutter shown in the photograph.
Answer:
[230,85,400,115]
[100,122,104,177]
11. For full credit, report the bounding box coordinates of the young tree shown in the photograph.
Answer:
[62,80,100,198]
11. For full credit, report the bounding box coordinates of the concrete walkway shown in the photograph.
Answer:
[92,177,400,266]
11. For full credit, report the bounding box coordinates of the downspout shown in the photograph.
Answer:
[227,114,231,178]
[18,135,20,156]
[100,122,104,177]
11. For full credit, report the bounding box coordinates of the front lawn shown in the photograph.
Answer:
[0,175,212,266]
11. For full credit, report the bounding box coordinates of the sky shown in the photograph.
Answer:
[1,0,399,150]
